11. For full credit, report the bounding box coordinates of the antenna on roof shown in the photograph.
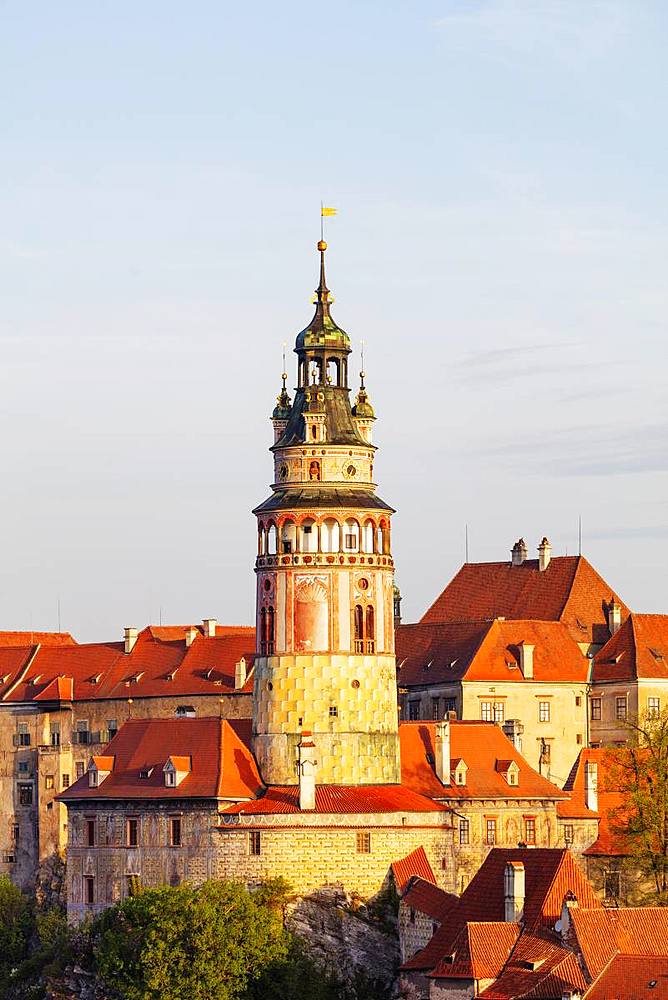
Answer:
[465,523,469,563]
[57,597,61,633]
[578,515,582,556]
[159,605,163,626]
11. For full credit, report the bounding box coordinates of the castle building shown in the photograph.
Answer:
[251,238,400,786]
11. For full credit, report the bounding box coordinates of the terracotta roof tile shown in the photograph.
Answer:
[0,626,256,703]
[399,722,567,802]
[430,922,521,980]
[593,614,668,682]
[402,879,458,923]
[392,845,436,891]
[420,556,628,644]
[220,783,449,816]
[0,631,76,646]
[584,954,668,1000]
[397,620,589,686]
[562,748,627,855]
[403,849,599,973]
[571,907,668,981]
[478,933,587,1000]
[58,717,262,802]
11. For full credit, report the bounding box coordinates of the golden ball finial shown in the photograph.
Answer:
[317,240,327,251]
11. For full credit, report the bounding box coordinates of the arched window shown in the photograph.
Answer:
[258,525,265,556]
[281,519,296,554]
[362,519,375,554]
[326,358,340,386]
[267,523,278,555]
[321,518,339,553]
[343,518,360,552]
[366,606,375,652]
[260,606,275,655]
[354,605,364,652]
[300,518,318,553]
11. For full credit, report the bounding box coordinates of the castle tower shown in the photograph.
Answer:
[252,240,400,785]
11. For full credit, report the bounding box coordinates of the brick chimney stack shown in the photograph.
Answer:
[517,642,535,680]
[124,627,138,655]
[538,537,552,572]
[585,760,598,812]
[435,720,451,785]
[504,861,525,922]
[297,732,317,811]
[511,538,528,566]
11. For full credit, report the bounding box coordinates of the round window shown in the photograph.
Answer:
[351,679,360,689]
[358,578,370,591]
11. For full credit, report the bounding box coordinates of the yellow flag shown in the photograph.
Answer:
[321,206,338,217]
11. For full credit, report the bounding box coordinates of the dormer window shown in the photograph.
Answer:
[139,767,154,780]
[163,756,191,788]
[165,769,176,787]
[453,759,468,786]
[88,770,98,788]
[87,755,113,787]
[496,759,520,787]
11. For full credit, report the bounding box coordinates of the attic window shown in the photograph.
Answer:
[31,675,42,684]
[166,671,178,682]
[422,660,433,672]
[521,959,546,972]
[649,647,664,661]
[165,769,176,787]
[576,619,588,632]
[90,674,103,685]
[126,672,145,685]
[176,706,196,717]
[139,767,154,780]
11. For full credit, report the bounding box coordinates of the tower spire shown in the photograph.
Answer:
[315,239,331,316]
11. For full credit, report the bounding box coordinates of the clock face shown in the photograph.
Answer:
[343,463,357,479]
[279,463,289,480]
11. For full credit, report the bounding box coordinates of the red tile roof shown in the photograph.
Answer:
[58,717,262,801]
[220,783,449,816]
[562,748,627,855]
[478,932,587,1000]
[0,625,256,703]
[571,907,668,981]
[420,556,628,644]
[392,845,436,892]
[403,849,600,973]
[397,620,589,686]
[592,614,668,682]
[430,922,521,981]
[0,631,76,646]
[399,722,567,802]
[402,879,459,924]
[584,954,668,1000]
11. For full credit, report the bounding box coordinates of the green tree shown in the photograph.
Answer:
[608,707,668,903]
[0,875,32,991]
[93,880,289,1000]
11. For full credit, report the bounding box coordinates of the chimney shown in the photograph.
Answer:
[607,600,621,636]
[503,719,524,753]
[538,537,552,572]
[511,538,528,567]
[297,731,316,811]
[504,861,525,922]
[435,720,451,785]
[584,760,598,812]
[185,627,198,648]
[517,642,534,680]
[202,618,217,638]
[234,657,247,689]
[124,627,138,655]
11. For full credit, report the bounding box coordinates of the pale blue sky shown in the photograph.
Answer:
[1,1,667,639]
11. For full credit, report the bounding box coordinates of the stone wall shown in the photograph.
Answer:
[398,898,439,962]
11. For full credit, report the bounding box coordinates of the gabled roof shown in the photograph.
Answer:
[430,922,520,981]
[392,845,436,892]
[399,722,566,802]
[0,631,76,646]
[478,932,587,1000]
[420,556,628,645]
[220,783,449,816]
[570,907,668,981]
[0,625,256,703]
[584,954,668,1000]
[58,717,262,801]
[562,748,626,855]
[592,614,668,682]
[402,878,458,924]
[397,619,589,687]
[403,849,600,973]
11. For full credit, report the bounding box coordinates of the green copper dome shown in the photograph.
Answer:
[295,241,351,354]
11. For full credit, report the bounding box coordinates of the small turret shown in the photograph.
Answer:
[272,366,292,443]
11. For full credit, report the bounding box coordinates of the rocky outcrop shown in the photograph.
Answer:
[286,884,399,996]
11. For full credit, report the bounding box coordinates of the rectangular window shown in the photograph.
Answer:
[126,818,139,847]
[17,723,30,747]
[84,875,95,905]
[575,696,582,707]
[45,775,54,790]
[356,830,371,854]
[13,824,19,842]
[576,734,583,745]
[564,824,574,846]
[485,818,497,846]
[107,719,118,739]
[62,773,70,789]
[590,698,602,721]
[539,701,551,723]
[76,721,90,744]
[86,818,96,847]
[431,698,440,720]
[604,870,621,900]
[480,701,493,722]
[408,701,420,721]
[443,698,456,716]
[18,784,33,806]
[170,817,182,847]
[50,723,61,747]
[616,697,627,721]
[648,697,661,719]
[493,702,505,723]
[18,761,29,773]
[345,533,356,550]
[459,818,470,845]
[329,705,338,718]
[524,818,536,845]
[249,831,262,856]
[76,761,85,779]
